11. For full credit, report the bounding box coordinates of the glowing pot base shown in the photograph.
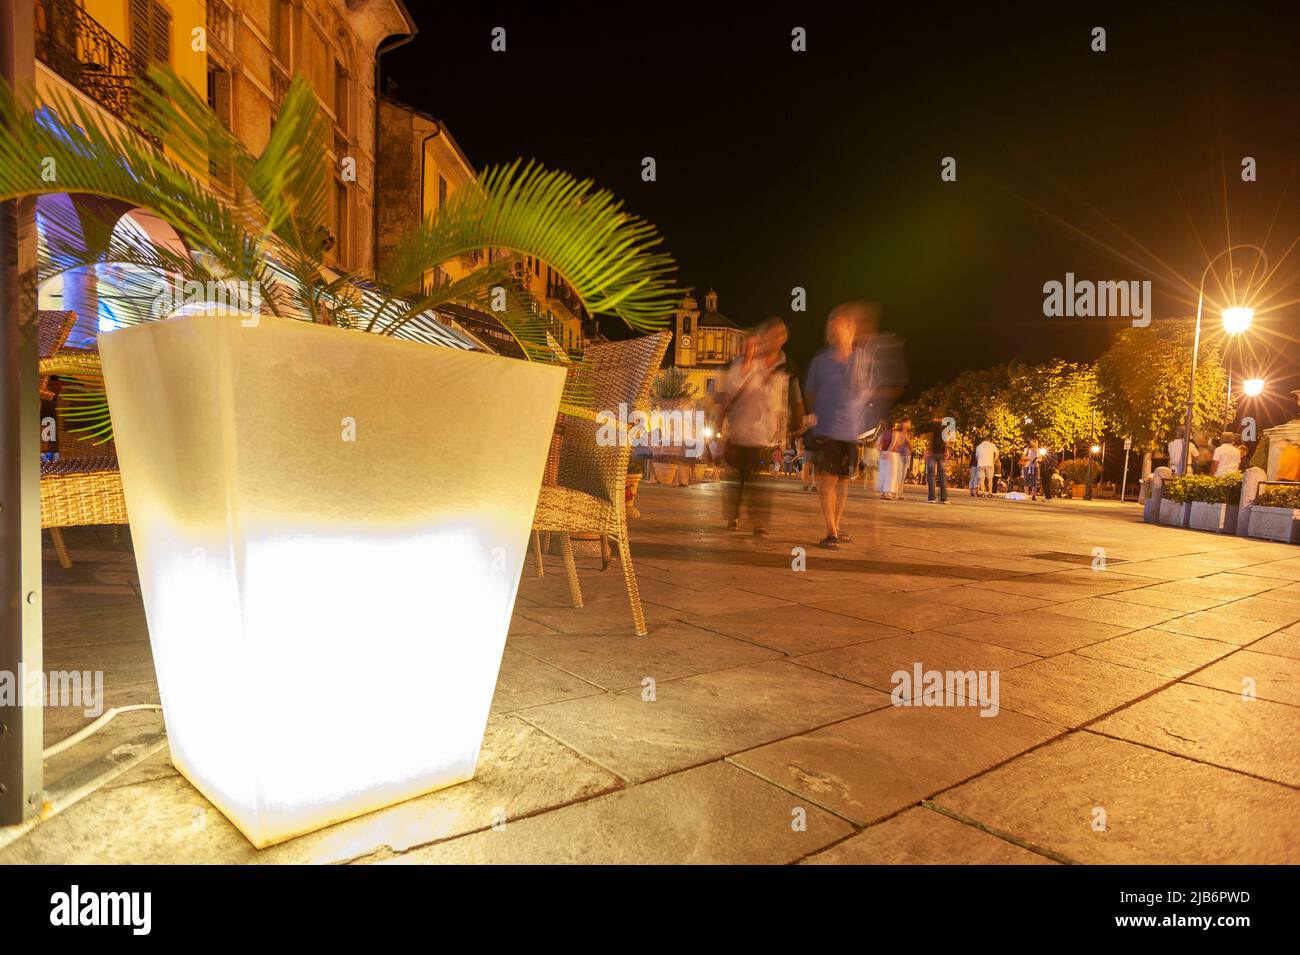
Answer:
[99,314,564,846]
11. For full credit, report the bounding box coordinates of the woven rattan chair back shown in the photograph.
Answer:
[556,331,670,505]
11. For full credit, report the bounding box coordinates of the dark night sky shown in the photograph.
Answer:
[384,0,1300,428]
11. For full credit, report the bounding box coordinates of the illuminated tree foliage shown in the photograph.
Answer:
[1094,324,1229,453]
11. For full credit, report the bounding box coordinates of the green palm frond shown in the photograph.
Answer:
[3,62,679,430]
[58,373,114,445]
[378,159,679,333]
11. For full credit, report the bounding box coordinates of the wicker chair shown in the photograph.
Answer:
[37,317,128,569]
[532,331,671,636]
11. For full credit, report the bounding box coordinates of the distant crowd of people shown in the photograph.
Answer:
[705,302,1257,550]
[1167,431,1251,476]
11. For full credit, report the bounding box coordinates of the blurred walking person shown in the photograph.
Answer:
[799,434,818,491]
[975,435,997,497]
[875,419,896,499]
[890,418,912,499]
[718,318,803,537]
[919,413,950,503]
[1023,439,1041,500]
[1038,443,1058,500]
[805,306,870,544]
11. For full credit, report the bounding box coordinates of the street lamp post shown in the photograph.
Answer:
[1179,245,1268,476]
[1222,306,1253,424]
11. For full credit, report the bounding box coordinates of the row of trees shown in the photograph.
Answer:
[892,322,1232,466]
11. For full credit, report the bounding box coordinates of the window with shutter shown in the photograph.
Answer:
[130,0,171,66]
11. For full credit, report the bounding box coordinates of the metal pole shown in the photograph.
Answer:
[1181,244,1267,477]
[1179,289,1204,478]
[1084,411,1095,500]
[1,0,42,825]
[1120,438,1131,503]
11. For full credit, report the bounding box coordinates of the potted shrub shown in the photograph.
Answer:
[1249,485,1300,543]
[1167,474,1244,533]
[1158,476,1193,528]
[2,68,677,845]
[1059,458,1100,499]
[625,464,644,518]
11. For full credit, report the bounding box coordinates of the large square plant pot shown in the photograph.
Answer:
[99,314,565,846]
[1158,498,1189,528]
[1247,505,1300,544]
[1188,501,1239,534]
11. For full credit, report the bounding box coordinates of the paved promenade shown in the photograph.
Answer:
[4,477,1299,863]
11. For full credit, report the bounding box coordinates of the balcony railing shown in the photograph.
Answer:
[207,0,235,55]
[270,61,290,108]
[34,0,157,144]
[548,279,587,321]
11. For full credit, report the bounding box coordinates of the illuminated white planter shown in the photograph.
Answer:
[99,314,564,847]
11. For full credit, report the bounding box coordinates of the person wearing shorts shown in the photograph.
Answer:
[804,306,874,548]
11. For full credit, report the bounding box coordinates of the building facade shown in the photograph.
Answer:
[33,0,414,342]
[671,288,743,398]
[375,93,600,358]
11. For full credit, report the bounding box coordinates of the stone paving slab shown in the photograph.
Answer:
[1104,587,1233,612]
[1250,626,1300,660]
[1155,609,1287,645]
[508,621,780,691]
[519,660,891,783]
[802,806,1056,864]
[1090,683,1300,787]
[42,604,149,649]
[995,653,1169,727]
[515,591,686,634]
[1073,628,1237,679]
[933,732,1300,864]
[791,630,1039,694]
[489,648,606,713]
[1214,594,1300,623]
[384,761,854,864]
[1182,650,1300,708]
[730,703,1059,825]
[1158,573,1284,601]
[684,604,906,655]
[935,611,1132,656]
[1,715,621,864]
[803,595,991,632]
[1048,596,1185,630]
[15,488,1300,864]
[926,585,1054,614]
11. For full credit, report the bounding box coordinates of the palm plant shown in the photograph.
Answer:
[0,66,679,435]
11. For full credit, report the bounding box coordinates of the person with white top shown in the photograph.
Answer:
[1168,435,1198,475]
[974,437,997,497]
[1212,431,1243,475]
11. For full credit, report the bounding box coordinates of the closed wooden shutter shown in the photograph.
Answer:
[130,0,171,66]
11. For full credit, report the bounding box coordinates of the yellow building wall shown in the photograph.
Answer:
[81,1,208,95]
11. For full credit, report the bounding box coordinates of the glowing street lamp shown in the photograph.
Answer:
[1222,306,1256,421]
[1243,377,1266,397]
[1222,306,1254,335]
[1179,244,1268,475]
[1090,444,1101,454]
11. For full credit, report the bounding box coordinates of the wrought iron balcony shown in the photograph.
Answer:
[271,61,290,109]
[207,0,235,56]
[34,0,157,144]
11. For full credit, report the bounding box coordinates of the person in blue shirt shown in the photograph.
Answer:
[804,303,903,547]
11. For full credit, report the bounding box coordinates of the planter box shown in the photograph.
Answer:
[99,314,564,847]
[1188,501,1239,534]
[1248,505,1300,544]
[1159,499,1190,528]
[652,462,679,485]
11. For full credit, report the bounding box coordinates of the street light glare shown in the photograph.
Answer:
[1222,306,1254,334]
[1090,444,1101,454]
[1244,377,1265,397]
